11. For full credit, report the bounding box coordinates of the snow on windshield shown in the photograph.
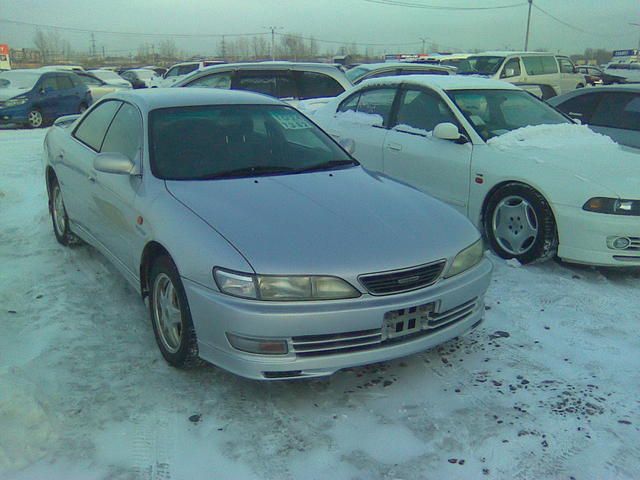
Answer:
[487,124,617,150]
[335,110,384,127]
[0,72,40,90]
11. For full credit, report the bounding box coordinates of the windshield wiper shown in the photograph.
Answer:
[197,165,296,180]
[294,159,358,174]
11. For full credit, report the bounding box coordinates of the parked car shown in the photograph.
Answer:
[603,63,640,83]
[74,71,131,103]
[42,88,492,379]
[120,68,159,89]
[0,69,91,128]
[152,60,225,87]
[456,52,585,96]
[576,65,626,85]
[89,69,132,88]
[40,65,85,72]
[548,85,640,149]
[345,62,454,85]
[312,75,640,267]
[172,62,352,108]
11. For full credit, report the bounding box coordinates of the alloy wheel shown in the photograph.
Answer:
[491,195,539,255]
[52,184,67,237]
[152,273,183,353]
[28,110,43,128]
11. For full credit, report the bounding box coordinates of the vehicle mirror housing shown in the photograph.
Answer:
[433,122,461,141]
[503,68,516,78]
[338,137,356,155]
[93,152,135,175]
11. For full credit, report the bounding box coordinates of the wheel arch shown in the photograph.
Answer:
[139,241,172,300]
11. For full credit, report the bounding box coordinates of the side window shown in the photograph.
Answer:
[165,67,179,78]
[355,88,397,125]
[366,69,396,79]
[395,89,457,133]
[80,75,103,86]
[542,56,559,74]
[338,93,360,113]
[101,103,143,160]
[276,74,297,98]
[399,68,449,76]
[590,93,640,131]
[234,72,297,99]
[178,64,199,76]
[296,71,344,100]
[56,75,74,90]
[187,72,232,89]
[555,93,603,122]
[558,58,575,74]
[39,76,58,92]
[500,58,521,78]
[73,101,122,151]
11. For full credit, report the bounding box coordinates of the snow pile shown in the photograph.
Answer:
[487,124,617,151]
[335,109,384,126]
[393,124,432,136]
[296,97,334,114]
[0,371,57,471]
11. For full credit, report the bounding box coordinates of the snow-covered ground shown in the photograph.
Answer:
[1,129,639,480]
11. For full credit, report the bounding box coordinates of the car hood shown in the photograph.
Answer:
[165,167,479,276]
[0,88,29,101]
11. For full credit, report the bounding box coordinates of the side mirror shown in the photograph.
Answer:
[433,122,461,141]
[338,137,356,155]
[40,86,53,95]
[93,152,135,175]
[501,68,516,78]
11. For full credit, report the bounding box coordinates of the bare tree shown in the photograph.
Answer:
[159,39,178,60]
[33,29,67,63]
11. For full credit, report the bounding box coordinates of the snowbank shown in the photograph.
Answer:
[487,124,617,151]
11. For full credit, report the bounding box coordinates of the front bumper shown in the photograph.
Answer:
[0,105,29,125]
[555,203,640,266]
[182,257,493,380]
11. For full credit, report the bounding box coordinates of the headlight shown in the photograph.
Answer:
[444,239,484,278]
[213,268,360,301]
[583,197,640,216]
[4,96,28,107]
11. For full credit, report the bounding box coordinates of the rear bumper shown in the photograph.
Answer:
[182,257,493,380]
[555,203,640,266]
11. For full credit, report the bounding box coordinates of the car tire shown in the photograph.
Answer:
[149,256,202,368]
[27,109,43,129]
[484,183,557,264]
[49,178,77,246]
[576,83,585,89]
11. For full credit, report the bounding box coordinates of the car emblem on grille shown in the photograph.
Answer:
[397,275,421,285]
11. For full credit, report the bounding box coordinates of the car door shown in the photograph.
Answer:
[34,74,60,120]
[382,87,472,214]
[55,74,80,116]
[323,87,399,172]
[58,100,122,235]
[499,57,523,82]
[557,57,582,92]
[90,102,144,273]
[587,92,640,149]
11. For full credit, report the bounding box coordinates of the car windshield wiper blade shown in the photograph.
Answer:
[294,159,358,174]
[197,165,296,180]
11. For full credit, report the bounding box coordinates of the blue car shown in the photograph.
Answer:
[0,69,91,128]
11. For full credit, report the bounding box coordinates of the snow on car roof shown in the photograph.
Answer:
[359,74,519,91]
[105,87,283,111]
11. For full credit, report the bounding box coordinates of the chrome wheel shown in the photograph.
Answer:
[152,273,183,354]
[28,110,43,128]
[52,184,67,237]
[491,195,539,255]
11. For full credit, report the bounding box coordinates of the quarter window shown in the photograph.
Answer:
[296,71,344,99]
[101,103,142,160]
[73,101,122,151]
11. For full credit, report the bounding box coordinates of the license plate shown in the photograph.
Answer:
[383,302,436,340]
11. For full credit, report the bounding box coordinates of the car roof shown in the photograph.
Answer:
[104,86,283,111]
[359,74,519,91]
[472,51,554,57]
[549,83,640,104]
[350,62,452,71]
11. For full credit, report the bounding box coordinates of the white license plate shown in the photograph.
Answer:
[383,302,436,340]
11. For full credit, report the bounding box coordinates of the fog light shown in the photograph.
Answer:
[607,236,631,250]
[226,333,288,355]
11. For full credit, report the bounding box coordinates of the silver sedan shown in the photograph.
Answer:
[43,88,492,380]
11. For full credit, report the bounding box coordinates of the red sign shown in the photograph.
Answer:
[0,44,8,55]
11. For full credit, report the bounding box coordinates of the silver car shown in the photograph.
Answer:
[43,88,492,380]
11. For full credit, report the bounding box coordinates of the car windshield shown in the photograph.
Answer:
[345,66,370,83]
[149,105,356,180]
[457,56,505,75]
[0,71,40,89]
[92,70,122,81]
[447,89,570,141]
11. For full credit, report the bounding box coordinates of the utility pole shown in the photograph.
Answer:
[91,32,97,57]
[419,37,427,54]
[264,26,282,61]
[524,0,533,51]
[102,45,105,58]
[630,23,640,50]
[221,35,227,61]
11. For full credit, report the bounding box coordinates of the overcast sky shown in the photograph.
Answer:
[1,0,639,57]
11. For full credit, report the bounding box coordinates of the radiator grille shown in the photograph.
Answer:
[359,260,446,295]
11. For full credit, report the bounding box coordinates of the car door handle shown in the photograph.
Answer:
[88,175,96,183]
[387,142,403,152]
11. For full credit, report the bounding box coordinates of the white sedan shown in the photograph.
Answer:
[312,75,640,267]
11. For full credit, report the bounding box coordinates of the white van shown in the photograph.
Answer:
[457,51,585,97]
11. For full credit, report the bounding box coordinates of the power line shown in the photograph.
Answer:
[532,3,635,39]
[362,0,526,11]
[275,31,422,48]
